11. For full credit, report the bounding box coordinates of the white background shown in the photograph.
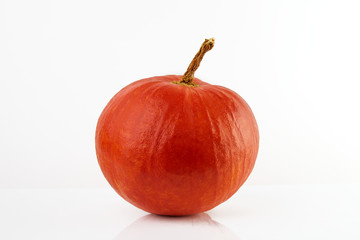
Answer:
[1,0,360,239]
[1,0,360,188]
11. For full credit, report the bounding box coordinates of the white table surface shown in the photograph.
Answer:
[1,184,359,240]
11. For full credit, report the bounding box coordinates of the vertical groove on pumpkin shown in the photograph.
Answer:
[145,83,171,176]
[218,87,258,191]
[193,88,220,207]
[213,87,247,199]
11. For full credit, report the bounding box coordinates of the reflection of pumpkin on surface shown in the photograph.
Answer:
[114,213,241,240]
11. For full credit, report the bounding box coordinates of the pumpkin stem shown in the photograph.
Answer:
[180,38,215,85]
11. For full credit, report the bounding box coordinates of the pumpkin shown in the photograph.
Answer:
[95,38,259,216]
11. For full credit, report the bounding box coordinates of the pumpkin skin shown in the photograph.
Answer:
[95,75,259,216]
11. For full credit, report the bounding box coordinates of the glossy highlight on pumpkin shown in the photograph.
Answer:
[95,75,259,216]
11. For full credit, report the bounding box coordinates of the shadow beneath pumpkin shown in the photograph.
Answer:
[114,213,241,240]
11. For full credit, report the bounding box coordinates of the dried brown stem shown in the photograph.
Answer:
[180,38,215,85]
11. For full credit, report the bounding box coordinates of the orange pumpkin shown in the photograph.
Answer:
[95,38,259,216]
